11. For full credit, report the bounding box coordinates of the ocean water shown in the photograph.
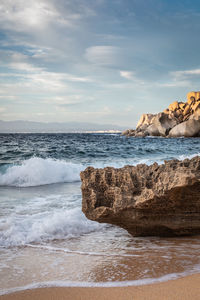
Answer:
[0,133,200,294]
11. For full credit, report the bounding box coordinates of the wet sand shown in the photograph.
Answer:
[1,274,200,300]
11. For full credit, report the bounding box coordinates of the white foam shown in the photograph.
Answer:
[1,153,200,188]
[26,244,139,257]
[178,153,200,161]
[1,267,200,296]
[0,157,84,187]
[0,207,104,247]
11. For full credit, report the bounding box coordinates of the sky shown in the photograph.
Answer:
[0,0,200,127]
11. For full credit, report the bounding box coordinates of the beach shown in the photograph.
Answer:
[1,134,200,296]
[1,274,200,300]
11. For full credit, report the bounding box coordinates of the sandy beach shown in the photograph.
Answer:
[1,274,200,300]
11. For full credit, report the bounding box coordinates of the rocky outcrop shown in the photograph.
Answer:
[169,119,200,137]
[122,91,200,137]
[81,156,200,237]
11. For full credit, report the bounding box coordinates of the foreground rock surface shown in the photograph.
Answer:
[122,91,200,138]
[81,156,200,237]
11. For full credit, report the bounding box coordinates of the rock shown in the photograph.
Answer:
[187,91,200,102]
[135,131,148,137]
[150,112,178,136]
[168,101,179,111]
[174,109,182,118]
[179,102,185,110]
[192,101,200,112]
[123,91,200,138]
[81,156,200,237]
[189,108,200,121]
[183,114,190,122]
[183,104,190,116]
[136,114,155,130]
[178,114,184,122]
[169,119,200,137]
[121,129,136,137]
[146,124,160,136]
[163,108,169,114]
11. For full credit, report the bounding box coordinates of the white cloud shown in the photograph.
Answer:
[157,68,200,88]
[171,68,200,79]
[0,0,78,32]
[158,80,190,88]
[120,70,135,80]
[45,95,85,105]
[84,46,120,66]
[4,55,93,92]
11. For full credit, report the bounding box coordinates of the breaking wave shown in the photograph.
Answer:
[0,207,104,247]
[0,157,84,187]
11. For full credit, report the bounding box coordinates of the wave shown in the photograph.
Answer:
[1,153,200,188]
[0,207,104,247]
[0,157,84,187]
[1,267,200,295]
[26,244,138,257]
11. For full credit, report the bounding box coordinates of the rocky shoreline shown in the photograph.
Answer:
[122,91,200,137]
[81,156,200,237]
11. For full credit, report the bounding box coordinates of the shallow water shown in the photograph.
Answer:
[0,133,200,294]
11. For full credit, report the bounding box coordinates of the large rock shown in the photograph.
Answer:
[150,112,178,136]
[168,101,179,111]
[187,91,200,103]
[169,119,200,137]
[146,124,160,136]
[136,113,155,130]
[121,129,136,136]
[123,91,200,138]
[81,157,200,237]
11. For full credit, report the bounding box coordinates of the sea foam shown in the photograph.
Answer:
[0,207,103,247]
[0,157,83,187]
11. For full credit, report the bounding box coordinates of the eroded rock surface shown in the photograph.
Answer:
[81,156,200,237]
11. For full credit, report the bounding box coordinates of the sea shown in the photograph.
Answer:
[0,133,200,294]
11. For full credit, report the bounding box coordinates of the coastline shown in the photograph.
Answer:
[1,274,200,300]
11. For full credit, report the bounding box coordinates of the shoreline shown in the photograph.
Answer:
[1,273,200,300]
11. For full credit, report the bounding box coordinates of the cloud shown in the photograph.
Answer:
[84,46,120,66]
[120,70,135,80]
[157,68,200,88]
[171,69,200,79]
[3,55,93,92]
[0,0,79,32]
[45,95,86,105]
[119,70,145,86]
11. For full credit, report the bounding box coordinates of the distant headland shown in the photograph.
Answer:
[123,91,200,138]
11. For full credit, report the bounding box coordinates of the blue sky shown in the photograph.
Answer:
[0,0,200,127]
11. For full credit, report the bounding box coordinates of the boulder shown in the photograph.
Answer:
[189,108,200,121]
[150,112,178,136]
[191,101,200,112]
[81,156,200,237]
[179,102,185,110]
[136,113,155,130]
[187,91,200,103]
[183,104,190,116]
[169,119,200,137]
[163,108,169,114]
[146,124,160,136]
[121,129,136,137]
[168,101,179,111]
[174,109,182,118]
[122,91,200,138]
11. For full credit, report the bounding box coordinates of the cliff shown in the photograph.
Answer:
[81,156,200,237]
[122,91,200,137]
